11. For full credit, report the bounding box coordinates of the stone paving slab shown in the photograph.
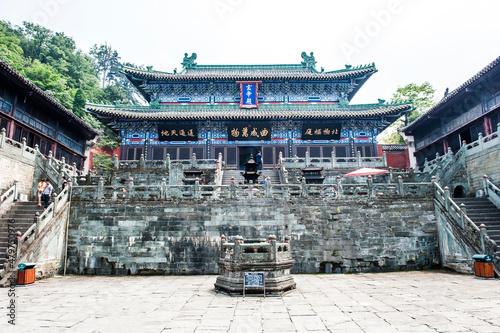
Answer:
[0,271,499,332]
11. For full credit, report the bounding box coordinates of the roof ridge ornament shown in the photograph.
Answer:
[301,52,316,68]
[182,53,197,69]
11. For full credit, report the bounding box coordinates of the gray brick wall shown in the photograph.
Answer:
[0,149,36,197]
[466,145,500,194]
[66,196,438,275]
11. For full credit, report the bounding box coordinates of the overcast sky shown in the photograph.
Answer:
[1,0,499,104]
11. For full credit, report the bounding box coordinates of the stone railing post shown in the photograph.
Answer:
[165,153,171,170]
[483,175,489,197]
[383,152,387,167]
[128,177,134,193]
[139,154,145,169]
[447,147,453,159]
[367,176,374,197]
[15,231,22,261]
[305,151,310,166]
[72,162,78,185]
[21,137,26,156]
[13,180,18,202]
[278,151,283,166]
[0,127,6,148]
[218,152,223,166]
[479,224,487,253]
[357,151,361,167]
[47,150,53,168]
[97,177,104,199]
[435,152,441,168]
[230,177,236,199]
[194,178,200,198]
[160,178,167,198]
[460,203,466,228]
[397,176,404,196]
[265,180,271,198]
[191,153,197,168]
[336,176,343,198]
[301,177,307,197]
[437,166,444,182]
[268,234,277,261]
[444,186,450,210]
[58,157,65,188]
[34,212,40,239]
[234,235,243,262]
[220,235,226,258]
[478,132,483,151]
[114,154,119,169]
[53,191,59,216]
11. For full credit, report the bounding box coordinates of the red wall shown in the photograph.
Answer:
[377,146,410,170]
[89,146,121,171]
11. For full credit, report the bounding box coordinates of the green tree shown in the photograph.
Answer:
[92,152,114,172]
[72,88,86,117]
[96,127,122,150]
[0,21,27,71]
[89,43,121,88]
[378,82,436,144]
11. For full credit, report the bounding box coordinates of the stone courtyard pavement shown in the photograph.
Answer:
[1,271,499,333]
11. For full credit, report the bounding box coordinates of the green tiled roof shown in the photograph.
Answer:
[122,63,377,82]
[86,102,412,121]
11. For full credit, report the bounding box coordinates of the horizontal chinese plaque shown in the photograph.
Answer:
[302,122,342,140]
[158,123,198,141]
[227,122,271,141]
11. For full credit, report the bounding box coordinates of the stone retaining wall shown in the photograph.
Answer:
[466,145,500,194]
[0,147,36,197]
[66,196,438,275]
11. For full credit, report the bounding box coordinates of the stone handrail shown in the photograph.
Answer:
[114,152,220,171]
[0,181,18,214]
[0,128,37,159]
[0,185,71,279]
[13,186,70,266]
[278,150,387,169]
[35,149,80,191]
[71,176,433,202]
[422,124,500,185]
[433,178,497,259]
[483,175,500,208]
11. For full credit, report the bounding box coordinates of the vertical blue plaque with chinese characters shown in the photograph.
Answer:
[237,81,261,109]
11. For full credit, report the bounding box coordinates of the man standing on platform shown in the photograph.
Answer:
[256,151,262,170]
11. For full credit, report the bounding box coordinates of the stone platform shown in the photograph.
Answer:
[1,271,499,332]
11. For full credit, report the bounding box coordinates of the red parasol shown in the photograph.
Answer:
[343,167,389,177]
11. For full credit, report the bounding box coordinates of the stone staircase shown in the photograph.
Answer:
[453,197,500,257]
[0,202,41,272]
[221,169,281,185]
